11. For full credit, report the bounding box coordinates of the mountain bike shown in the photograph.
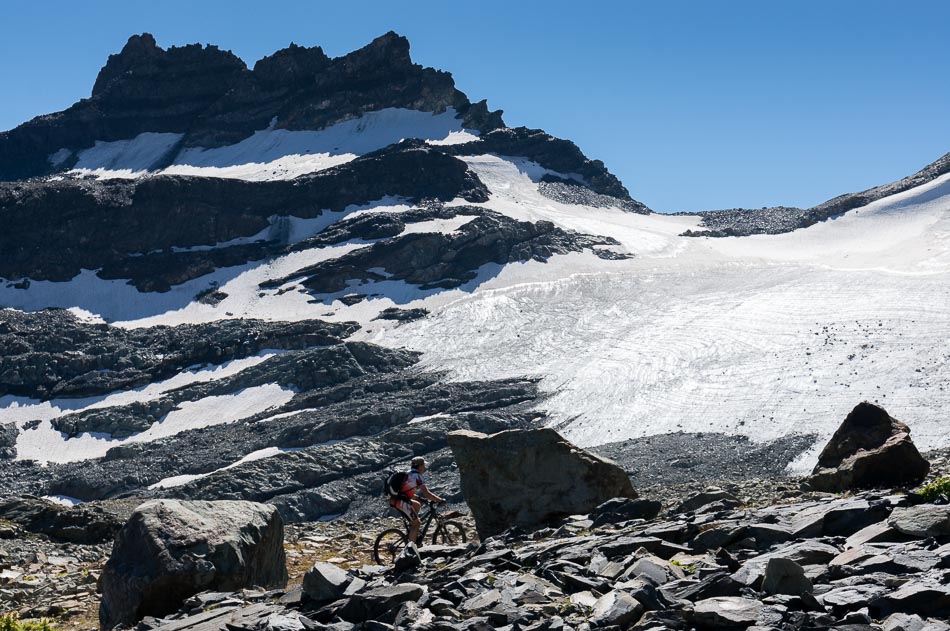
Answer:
[372,500,468,565]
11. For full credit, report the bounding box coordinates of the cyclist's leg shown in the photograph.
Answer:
[390,499,413,523]
[408,499,422,544]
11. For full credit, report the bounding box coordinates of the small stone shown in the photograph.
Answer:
[675,489,741,514]
[888,505,950,538]
[393,542,421,572]
[589,590,644,627]
[691,597,763,627]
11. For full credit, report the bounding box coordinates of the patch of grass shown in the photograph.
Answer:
[0,613,57,631]
[917,477,950,503]
[670,559,697,574]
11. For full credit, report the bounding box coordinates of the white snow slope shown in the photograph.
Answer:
[4,149,950,471]
[58,108,478,181]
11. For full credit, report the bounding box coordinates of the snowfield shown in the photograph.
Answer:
[4,146,949,470]
[59,108,479,181]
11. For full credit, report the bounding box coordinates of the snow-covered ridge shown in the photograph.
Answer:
[57,108,479,181]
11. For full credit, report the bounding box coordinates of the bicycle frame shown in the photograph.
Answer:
[396,501,443,545]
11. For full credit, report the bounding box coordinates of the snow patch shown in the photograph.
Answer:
[14,383,296,464]
[148,436,362,490]
[398,216,476,235]
[72,132,183,177]
[42,495,83,507]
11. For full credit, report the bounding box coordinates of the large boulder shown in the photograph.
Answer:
[807,402,930,492]
[447,428,638,537]
[99,499,287,629]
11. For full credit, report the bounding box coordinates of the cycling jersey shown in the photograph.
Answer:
[399,470,425,498]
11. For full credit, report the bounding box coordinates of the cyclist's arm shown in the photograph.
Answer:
[418,484,445,504]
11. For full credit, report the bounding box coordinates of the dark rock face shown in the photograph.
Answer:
[0,422,15,459]
[538,179,651,214]
[0,309,356,399]
[98,499,287,629]
[0,496,122,544]
[0,144,487,288]
[441,126,634,200]
[0,308,544,522]
[447,427,638,537]
[808,402,930,492]
[373,307,430,322]
[267,208,624,294]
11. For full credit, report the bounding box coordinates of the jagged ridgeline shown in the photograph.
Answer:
[0,32,643,519]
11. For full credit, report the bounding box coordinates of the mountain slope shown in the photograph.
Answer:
[0,33,947,518]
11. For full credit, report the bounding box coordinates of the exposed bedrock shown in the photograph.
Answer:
[0,31,504,181]
[683,151,950,237]
[0,495,122,544]
[0,308,357,399]
[0,313,543,522]
[264,208,625,294]
[538,178,651,213]
[441,126,637,201]
[49,341,419,439]
[0,144,487,288]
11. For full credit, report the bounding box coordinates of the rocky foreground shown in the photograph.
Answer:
[1,446,948,630]
[122,488,950,631]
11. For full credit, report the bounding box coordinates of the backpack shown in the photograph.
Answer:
[383,470,408,498]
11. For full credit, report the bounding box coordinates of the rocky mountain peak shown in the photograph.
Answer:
[91,33,247,101]
[343,30,412,68]
[251,42,330,88]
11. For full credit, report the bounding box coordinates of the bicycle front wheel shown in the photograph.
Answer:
[373,528,408,565]
[432,521,467,546]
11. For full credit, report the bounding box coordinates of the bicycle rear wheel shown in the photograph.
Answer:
[432,521,467,546]
[373,528,408,565]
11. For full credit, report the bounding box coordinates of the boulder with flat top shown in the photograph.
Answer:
[99,499,287,629]
[447,427,638,537]
[807,402,929,492]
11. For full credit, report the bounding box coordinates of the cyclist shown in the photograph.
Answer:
[390,456,445,544]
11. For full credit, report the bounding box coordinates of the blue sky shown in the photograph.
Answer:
[1,1,948,212]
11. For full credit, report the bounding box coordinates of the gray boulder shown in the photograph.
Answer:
[99,499,287,629]
[335,583,426,623]
[761,557,812,596]
[589,590,644,627]
[888,505,950,538]
[589,497,662,527]
[447,428,638,538]
[808,402,930,492]
[302,562,350,603]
